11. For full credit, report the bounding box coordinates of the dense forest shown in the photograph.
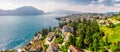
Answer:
[58,14,120,52]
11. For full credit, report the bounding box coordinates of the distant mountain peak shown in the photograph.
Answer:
[15,6,37,10]
[0,6,44,15]
[49,9,82,14]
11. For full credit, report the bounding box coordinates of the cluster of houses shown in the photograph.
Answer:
[45,25,74,52]
[57,14,109,24]
[63,14,114,27]
[98,18,114,27]
[46,42,59,52]
[45,32,56,45]
[16,14,113,52]
[62,25,73,42]
[15,24,80,52]
[16,33,43,52]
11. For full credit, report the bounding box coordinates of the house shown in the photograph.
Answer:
[62,25,73,41]
[16,49,23,52]
[37,33,42,40]
[46,43,59,52]
[55,26,62,32]
[25,42,32,51]
[46,32,56,45]
[68,45,82,52]
[107,20,113,24]
[47,32,55,42]
[62,25,72,33]
[30,43,42,52]
[63,32,73,41]
[107,20,114,27]
[99,20,106,25]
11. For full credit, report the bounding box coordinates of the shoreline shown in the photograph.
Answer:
[0,16,60,52]
[1,13,120,52]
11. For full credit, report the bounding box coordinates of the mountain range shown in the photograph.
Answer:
[0,6,119,15]
[48,9,82,14]
[0,6,44,15]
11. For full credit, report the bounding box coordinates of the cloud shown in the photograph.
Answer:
[63,4,120,13]
[114,3,120,6]
[112,0,120,2]
[0,0,119,13]
[97,0,105,3]
[91,0,96,3]
[48,2,56,5]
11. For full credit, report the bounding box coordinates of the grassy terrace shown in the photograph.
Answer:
[100,23,120,42]
[98,14,120,52]
[100,14,120,42]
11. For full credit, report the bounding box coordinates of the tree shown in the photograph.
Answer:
[73,21,77,36]
[49,26,52,32]
[76,34,84,48]
[59,22,64,28]
[42,28,49,35]
[91,19,99,33]
[66,36,76,46]
[108,23,115,28]
[60,45,68,52]
[43,44,48,52]
[99,39,108,52]
[92,39,98,51]
[85,27,92,44]
[78,23,86,36]
[105,36,109,49]
[55,34,63,44]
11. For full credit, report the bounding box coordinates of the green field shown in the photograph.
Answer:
[100,23,120,42]
[100,14,120,42]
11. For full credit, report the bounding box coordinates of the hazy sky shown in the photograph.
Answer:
[0,0,120,13]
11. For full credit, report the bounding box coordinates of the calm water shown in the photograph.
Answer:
[0,14,68,50]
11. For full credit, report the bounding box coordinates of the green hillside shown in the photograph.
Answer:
[100,14,120,42]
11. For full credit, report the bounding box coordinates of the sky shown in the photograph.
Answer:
[0,0,120,13]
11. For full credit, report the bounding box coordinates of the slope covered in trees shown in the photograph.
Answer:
[60,14,120,52]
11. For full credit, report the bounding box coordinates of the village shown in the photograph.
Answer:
[0,0,120,51]
[1,13,119,52]
[13,13,120,52]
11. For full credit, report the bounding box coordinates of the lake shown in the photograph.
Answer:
[0,14,68,50]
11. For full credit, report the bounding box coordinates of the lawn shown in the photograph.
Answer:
[100,23,120,42]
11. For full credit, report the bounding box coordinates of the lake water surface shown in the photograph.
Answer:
[0,14,68,50]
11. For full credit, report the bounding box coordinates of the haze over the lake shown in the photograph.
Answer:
[0,0,120,13]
